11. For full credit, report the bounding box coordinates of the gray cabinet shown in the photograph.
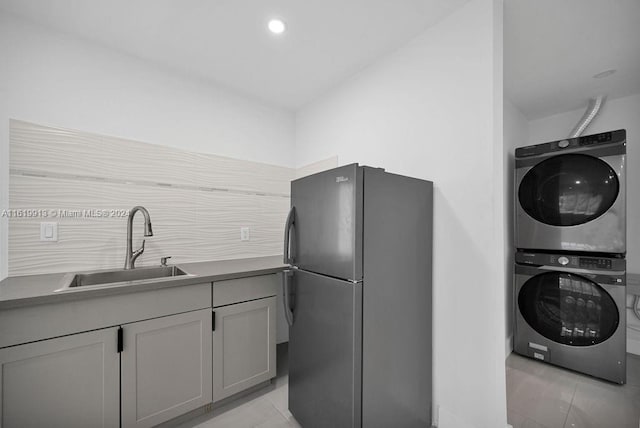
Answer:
[212,296,277,402]
[121,309,212,428]
[0,327,120,428]
[0,272,281,426]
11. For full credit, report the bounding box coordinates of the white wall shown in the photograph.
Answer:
[528,92,640,355]
[296,1,507,427]
[0,14,296,279]
[503,98,529,357]
[0,84,8,282]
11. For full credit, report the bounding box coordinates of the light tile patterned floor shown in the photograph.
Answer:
[507,352,640,428]
[180,345,640,427]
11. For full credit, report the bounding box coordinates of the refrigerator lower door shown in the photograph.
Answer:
[288,269,362,428]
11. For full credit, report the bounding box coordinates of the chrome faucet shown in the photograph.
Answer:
[124,206,153,269]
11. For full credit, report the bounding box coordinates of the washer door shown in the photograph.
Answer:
[518,272,619,346]
[518,154,619,226]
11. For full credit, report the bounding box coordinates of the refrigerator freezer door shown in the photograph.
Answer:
[288,269,362,428]
[290,164,363,281]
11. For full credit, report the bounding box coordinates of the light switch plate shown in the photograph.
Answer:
[40,222,58,241]
[240,227,250,241]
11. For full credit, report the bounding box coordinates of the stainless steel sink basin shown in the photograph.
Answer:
[56,266,191,292]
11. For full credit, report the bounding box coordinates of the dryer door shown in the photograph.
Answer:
[518,153,619,226]
[518,272,619,346]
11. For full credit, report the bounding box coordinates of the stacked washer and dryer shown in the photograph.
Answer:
[514,128,627,384]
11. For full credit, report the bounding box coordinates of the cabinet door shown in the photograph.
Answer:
[121,309,212,428]
[213,296,276,402]
[0,328,119,428]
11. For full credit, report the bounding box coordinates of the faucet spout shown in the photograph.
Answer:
[124,206,153,270]
[144,221,153,237]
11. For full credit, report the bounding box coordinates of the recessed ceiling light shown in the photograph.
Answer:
[593,69,617,79]
[268,19,286,35]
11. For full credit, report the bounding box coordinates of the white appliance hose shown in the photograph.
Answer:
[568,95,606,138]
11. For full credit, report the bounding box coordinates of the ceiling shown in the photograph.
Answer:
[504,0,640,119]
[0,0,468,110]
[3,1,638,118]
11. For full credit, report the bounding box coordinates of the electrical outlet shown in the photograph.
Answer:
[240,227,250,241]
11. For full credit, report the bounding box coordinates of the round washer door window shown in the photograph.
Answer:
[518,154,619,226]
[518,272,619,346]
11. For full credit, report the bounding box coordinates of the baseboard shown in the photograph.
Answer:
[155,403,213,428]
[505,334,514,358]
[435,405,511,428]
[212,379,274,409]
[436,406,480,428]
[155,379,274,427]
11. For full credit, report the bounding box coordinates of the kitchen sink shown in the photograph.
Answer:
[56,266,191,292]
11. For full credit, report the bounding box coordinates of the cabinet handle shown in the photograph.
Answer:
[212,311,216,332]
[117,327,123,353]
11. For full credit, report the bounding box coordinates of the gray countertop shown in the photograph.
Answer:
[0,256,287,309]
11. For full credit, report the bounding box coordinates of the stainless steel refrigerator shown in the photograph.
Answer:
[282,164,433,428]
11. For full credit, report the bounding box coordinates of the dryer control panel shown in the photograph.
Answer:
[515,129,625,158]
[579,257,612,270]
[516,251,625,271]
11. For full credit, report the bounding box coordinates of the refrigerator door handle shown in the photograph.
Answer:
[282,269,294,326]
[283,206,296,264]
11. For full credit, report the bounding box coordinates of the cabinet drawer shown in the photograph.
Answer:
[213,274,279,307]
[0,282,211,349]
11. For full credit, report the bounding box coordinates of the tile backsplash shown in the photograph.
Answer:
[8,120,297,276]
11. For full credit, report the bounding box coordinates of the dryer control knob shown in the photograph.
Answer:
[558,256,570,265]
[558,140,570,148]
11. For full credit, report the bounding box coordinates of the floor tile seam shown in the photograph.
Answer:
[562,381,579,428]
[257,395,290,422]
[270,398,291,421]
[252,407,289,428]
[574,375,640,393]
